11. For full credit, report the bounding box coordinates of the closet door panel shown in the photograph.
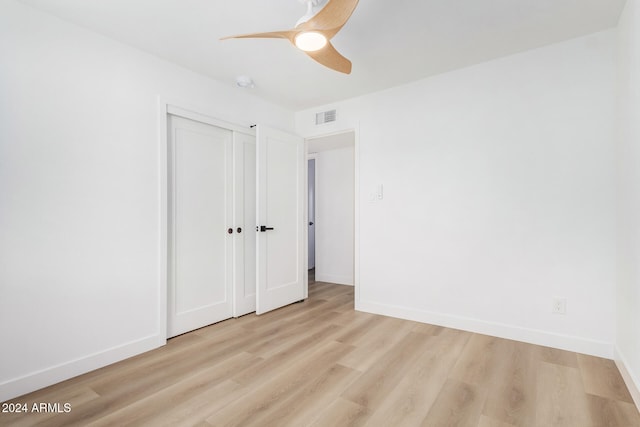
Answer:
[255,125,305,315]
[233,132,257,317]
[168,115,233,337]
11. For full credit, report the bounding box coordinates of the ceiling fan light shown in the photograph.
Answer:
[295,32,327,52]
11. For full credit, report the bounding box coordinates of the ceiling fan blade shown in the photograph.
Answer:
[299,0,359,38]
[221,1,360,73]
[221,30,296,42]
[304,41,352,74]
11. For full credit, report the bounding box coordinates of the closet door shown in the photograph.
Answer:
[256,125,306,315]
[233,132,257,317]
[167,115,233,338]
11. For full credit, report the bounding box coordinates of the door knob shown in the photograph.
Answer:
[309,222,314,226]
[237,227,242,233]
[227,228,233,234]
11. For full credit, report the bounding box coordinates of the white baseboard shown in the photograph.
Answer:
[315,274,353,286]
[355,299,613,359]
[0,334,164,402]
[614,346,640,411]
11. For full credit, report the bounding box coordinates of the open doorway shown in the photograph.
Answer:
[308,156,316,284]
[307,131,355,288]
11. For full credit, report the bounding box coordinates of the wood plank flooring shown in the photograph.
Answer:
[1,280,639,427]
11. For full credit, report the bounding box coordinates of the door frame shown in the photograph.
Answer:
[158,98,256,343]
[304,128,360,305]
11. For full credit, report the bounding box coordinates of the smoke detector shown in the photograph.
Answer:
[236,76,255,88]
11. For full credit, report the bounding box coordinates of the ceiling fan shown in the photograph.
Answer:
[221,0,359,74]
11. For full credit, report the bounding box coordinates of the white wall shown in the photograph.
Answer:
[0,0,293,401]
[297,30,618,358]
[615,0,640,407]
[313,145,355,285]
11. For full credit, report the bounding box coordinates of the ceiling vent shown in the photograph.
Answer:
[315,109,336,125]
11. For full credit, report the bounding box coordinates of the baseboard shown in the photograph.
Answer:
[315,274,353,286]
[356,299,613,359]
[0,334,164,402]
[614,346,640,411]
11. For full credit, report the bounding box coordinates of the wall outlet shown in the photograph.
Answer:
[552,297,567,315]
[369,184,384,202]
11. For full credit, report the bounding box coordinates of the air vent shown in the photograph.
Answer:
[315,109,336,125]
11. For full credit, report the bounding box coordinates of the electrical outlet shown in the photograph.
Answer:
[552,297,567,315]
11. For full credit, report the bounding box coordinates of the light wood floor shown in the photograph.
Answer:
[2,280,639,427]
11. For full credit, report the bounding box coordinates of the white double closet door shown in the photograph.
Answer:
[167,114,305,338]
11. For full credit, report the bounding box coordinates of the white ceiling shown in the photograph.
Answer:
[19,0,626,111]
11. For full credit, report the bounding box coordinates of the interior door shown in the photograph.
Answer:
[233,132,257,317]
[256,125,306,315]
[308,158,316,269]
[167,115,233,337]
